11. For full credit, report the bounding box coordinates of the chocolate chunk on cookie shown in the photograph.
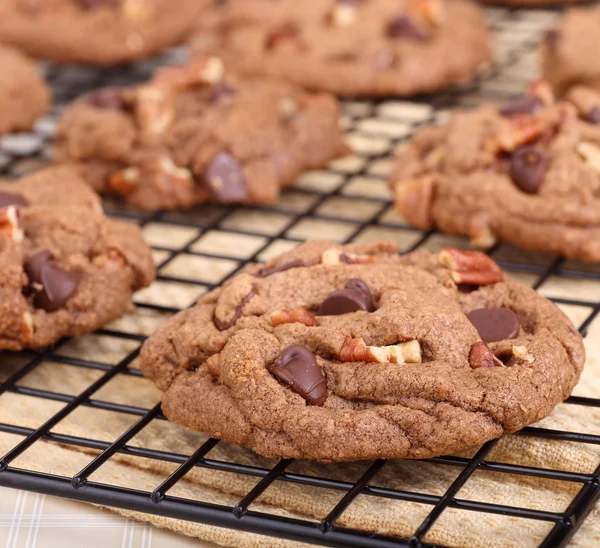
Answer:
[0,45,49,134]
[140,240,584,461]
[0,166,155,351]
[0,0,210,65]
[391,80,600,263]
[190,0,493,97]
[542,5,600,95]
[54,56,348,211]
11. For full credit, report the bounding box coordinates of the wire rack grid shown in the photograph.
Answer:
[0,6,599,548]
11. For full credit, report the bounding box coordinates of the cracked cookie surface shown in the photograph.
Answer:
[140,240,584,461]
[0,166,155,351]
[190,0,493,98]
[390,81,600,263]
[0,0,209,65]
[54,56,348,211]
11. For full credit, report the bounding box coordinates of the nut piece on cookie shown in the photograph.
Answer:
[0,166,155,351]
[54,56,347,211]
[139,240,585,461]
[439,248,504,286]
[321,248,376,265]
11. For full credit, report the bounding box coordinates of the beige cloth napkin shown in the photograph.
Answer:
[0,277,598,548]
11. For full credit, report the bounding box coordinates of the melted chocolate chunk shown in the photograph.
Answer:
[268,345,327,406]
[318,278,375,315]
[467,308,520,343]
[0,191,27,210]
[256,259,305,278]
[210,83,237,102]
[386,15,428,40]
[587,106,600,125]
[213,288,255,331]
[85,87,127,111]
[201,152,248,203]
[25,250,80,312]
[499,96,543,117]
[510,147,548,194]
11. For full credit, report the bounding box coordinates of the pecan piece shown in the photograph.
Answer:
[133,85,175,137]
[576,142,600,173]
[326,2,357,27]
[469,342,503,368]
[0,205,24,242]
[485,116,546,154]
[321,249,376,266]
[512,345,535,364]
[270,309,318,328]
[109,157,193,196]
[394,176,436,230]
[527,79,555,107]
[439,248,504,286]
[21,311,34,342]
[153,56,224,89]
[206,354,221,377]
[409,0,444,27]
[339,337,422,364]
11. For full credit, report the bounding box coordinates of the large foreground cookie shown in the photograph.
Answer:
[0,0,209,65]
[0,45,49,134]
[542,5,600,95]
[54,56,347,210]
[191,0,493,97]
[391,81,600,262]
[140,241,584,461]
[0,166,155,351]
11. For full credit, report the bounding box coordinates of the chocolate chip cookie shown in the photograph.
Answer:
[0,166,155,351]
[191,0,493,97]
[391,81,600,263]
[542,5,600,96]
[54,56,348,210]
[0,45,50,134]
[140,240,584,461]
[0,0,210,65]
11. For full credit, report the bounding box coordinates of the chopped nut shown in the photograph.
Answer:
[206,354,221,377]
[469,219,497,249]
[270,309,318,327]
[327,2,357,27]
[527,79,555,107]
[153,57,225,89]
[133,85,175,137]
[439,247,504,286]
[469,342,503,368]
[321,249,376,266]
[339,337,422,364]
[394,176,436,230]
[0,205,24,242]
[485,116,546,154]
[21,311,34,341]
[512,345,535,364]
[93,248,127,268]
[108,166,140,195]
[409,0,445,27]
[576,142,600,173]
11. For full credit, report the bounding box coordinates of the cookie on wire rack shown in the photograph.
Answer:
[54,55,348,211]
[0,166,155,351]
[389,80,600,263]
[190,0,493,97]
[139,240,584,461]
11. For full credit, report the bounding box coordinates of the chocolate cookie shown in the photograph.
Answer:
[190,0,493,97]
[140,240,584,461]
[390,81,600,263]
[0,166,155,351]
[0,0,209,65]
[54,56,348,210]
[542,5,600,96]
[0,45,50,134]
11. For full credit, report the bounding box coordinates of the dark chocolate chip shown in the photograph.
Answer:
[386,15,428,40]
[85,87,127,111]
[499,96,544,117]
[213,288,255,331]
[510,147,548,194]
[467,308,520,343]
[256,259,305,278]
[201,152,248,203]
[587,106,600,125]
[265,23,301,50]
[210,83,237,102]
[268,345,327,406]
[25,250,80,312]
[318,278,375,315]
[0,191,27,210]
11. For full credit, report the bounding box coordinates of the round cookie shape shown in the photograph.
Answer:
[139,240,584,461]
[0,166,156,351]
[53,56,348,211]
[390,81,600,263]
[190,0,493,97]
[0,0,211,65]
[542,5,600,96]
[0,45,49,134]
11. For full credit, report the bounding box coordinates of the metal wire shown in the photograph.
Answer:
[0,6,598,548]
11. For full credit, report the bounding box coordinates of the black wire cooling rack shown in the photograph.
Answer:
[0,6,599,548]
